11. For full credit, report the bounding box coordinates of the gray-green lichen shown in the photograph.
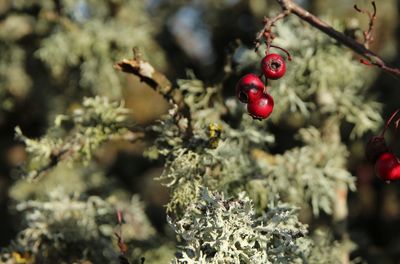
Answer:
[0,2,383,263]
[254,127,355,216]
[15,96,132,179]
[2,189,155,264]
[169,188,310,264]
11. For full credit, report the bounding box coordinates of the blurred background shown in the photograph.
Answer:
[0,0,399,263]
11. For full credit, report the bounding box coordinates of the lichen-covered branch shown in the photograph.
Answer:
[1,190,155,264]
[16,96,140,180]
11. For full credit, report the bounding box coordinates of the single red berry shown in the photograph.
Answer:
[235,73,264,103]
[261,53,286,80]
[247,93,274,120]
[375,152,400,181]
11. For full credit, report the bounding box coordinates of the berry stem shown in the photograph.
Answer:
[270,45,292,61]
[380,109,400,137]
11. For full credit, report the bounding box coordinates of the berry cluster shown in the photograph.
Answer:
[366,110,400,182]
[235,53,287,120]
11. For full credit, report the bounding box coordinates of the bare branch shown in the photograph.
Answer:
[274,0,400,78]
[115,49,193,136]
[115,49,187,111]
[354,1,377,48]
[380,109,400,137]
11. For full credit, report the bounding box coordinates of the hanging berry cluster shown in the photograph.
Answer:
[366,110,400,182]
[235,14,291,120]
[235,52,288,120]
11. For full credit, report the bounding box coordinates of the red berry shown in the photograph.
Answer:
[261,53,286,80]
[375,152,400,181]
[235,74,264,103]
[247,93,274,120]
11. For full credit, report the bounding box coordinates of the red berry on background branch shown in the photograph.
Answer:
[375,152,400,182]
[235,73,264,104]
[366,109,400,182]
[247,93,274,120]
[261,53,286,80]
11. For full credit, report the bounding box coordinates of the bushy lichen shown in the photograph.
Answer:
[1,189,155,264]
[169,188,310,264]
[0,2,385,263]
[15,96,132,179]
[253,127,355,215]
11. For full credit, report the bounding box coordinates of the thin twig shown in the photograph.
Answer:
[274,0,400,78]
[354,1,377,48]
[28,148,71,180]
[380,109,400,137]
[255,11,290,52]
[270,45,292,61]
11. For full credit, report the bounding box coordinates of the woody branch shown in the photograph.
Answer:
[273,0,400,78]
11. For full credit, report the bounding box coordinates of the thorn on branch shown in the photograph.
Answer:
[115,211,127,254]
[270,45,292,61]
[359,59,372,66]
[115,210,130,264]
[117,210,123,224]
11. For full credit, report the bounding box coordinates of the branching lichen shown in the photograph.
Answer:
[15,96,132,179]
[169,188,310,264]
[140,71,277,214]
[0,2,385,263]
[253,127,355,215]
[1,189,155,264]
